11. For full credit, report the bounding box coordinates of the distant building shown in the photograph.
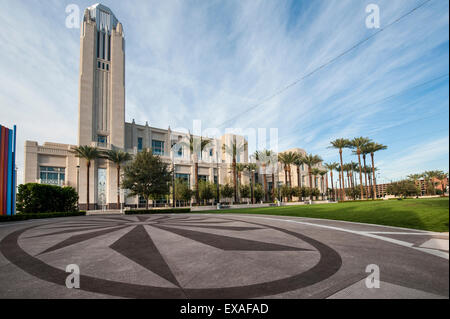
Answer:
[24,4,322,209]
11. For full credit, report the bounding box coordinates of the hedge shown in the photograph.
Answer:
[125,208,191,215]
[17,183,78,214]
[0,211,86,223]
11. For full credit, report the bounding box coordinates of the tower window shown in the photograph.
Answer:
[106,64,109,71]
[97,135,107,147]
[98,61,101,68]
[102,63,105,69]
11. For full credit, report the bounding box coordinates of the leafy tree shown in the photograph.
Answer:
[122,150,172,209]
[387,180,420,198]
[174,179,193,205]
[198,180,216,204]
[280,185,293,202]
[220,184,235,204]
[253,183,265,202]
[239,184,251,200]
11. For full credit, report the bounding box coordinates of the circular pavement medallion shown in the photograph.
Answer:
[0,215,342,298]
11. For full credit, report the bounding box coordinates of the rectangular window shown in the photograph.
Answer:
[106,64,109,71]
[96,31,100,58]
[107,34,111,61]
[102,63,105,70]
[137,137,143,151]
[199,175,208,182]
[98,61,101,68]
[98,135,107,146]
[39,166,65,186]
[102,32,106,60]
[152,140,165,156]
[209,149,213,157]
[176,174,190,185]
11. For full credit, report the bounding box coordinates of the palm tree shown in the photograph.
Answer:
[222,136,247,203]
[360,144,372,196]
[303,154,323,200]
[324,162,339,201]
[278,152,298,187]
[235,163,247,202]
[183,132,212,204]
[349,137,372,200]
[103,149,133,209]
[254,149,277,201]
[365,142,387,199]
[245,163,258,203]
[294,155,305,188]
[319,170,328,200]
[329,138,351,201]
[70,145,101,210]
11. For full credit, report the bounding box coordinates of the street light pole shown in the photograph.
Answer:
[251,169,255,204]
[76,165,80,209]
[171,150,175,208]
[216,150,220,204]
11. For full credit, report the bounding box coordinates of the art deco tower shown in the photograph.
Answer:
[78,3,125,149]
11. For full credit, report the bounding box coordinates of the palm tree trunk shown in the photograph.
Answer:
[363,155,369,198]
[233,159,237,203]
[308,167,313,200]
[117,165,121,209]
[339,149,346,201]
[272,172,275,200]
[263,167,268,202]
[86,161,90,210]
[371,153,377,200]
[194,162,200,204]
[357,151,364,199]
[330,171,335,201]
[288,165,292,187]
[297,166,301,187]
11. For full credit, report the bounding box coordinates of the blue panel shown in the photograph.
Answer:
[12,125,16,215]
[6,129,12,215]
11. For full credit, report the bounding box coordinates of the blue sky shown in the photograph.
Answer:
[0,0,448,184]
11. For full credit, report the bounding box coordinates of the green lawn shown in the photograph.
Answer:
[201,198,449,232]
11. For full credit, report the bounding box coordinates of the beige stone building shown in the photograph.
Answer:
[24,4,325,209]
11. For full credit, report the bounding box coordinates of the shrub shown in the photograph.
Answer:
[16,183,79,214]
[253,184,265,202]
[125,208,191,215]
[0,211,86,223]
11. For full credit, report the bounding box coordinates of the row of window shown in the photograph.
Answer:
[40,166,65,185]
[97,61,109,71]
[96,30,111,61]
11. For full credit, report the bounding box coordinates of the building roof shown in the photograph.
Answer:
[87,3,119,34]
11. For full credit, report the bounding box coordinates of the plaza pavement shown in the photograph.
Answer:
[0,213,448,299]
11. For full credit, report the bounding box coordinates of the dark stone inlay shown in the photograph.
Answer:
[163,224,263,231]
[110,225,180,287]
[154,225,311,252]
[0,217,343,299]
[25,225,120,239]
[37,226,129,255]
[136,216,151,222]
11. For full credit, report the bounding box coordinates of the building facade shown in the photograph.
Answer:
[24,4,324,209]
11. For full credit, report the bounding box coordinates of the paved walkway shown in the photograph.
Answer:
[0,214,447,299]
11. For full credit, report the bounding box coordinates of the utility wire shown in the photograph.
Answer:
[216,0,434,129]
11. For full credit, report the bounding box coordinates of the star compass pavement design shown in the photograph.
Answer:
[0,215,342,299]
